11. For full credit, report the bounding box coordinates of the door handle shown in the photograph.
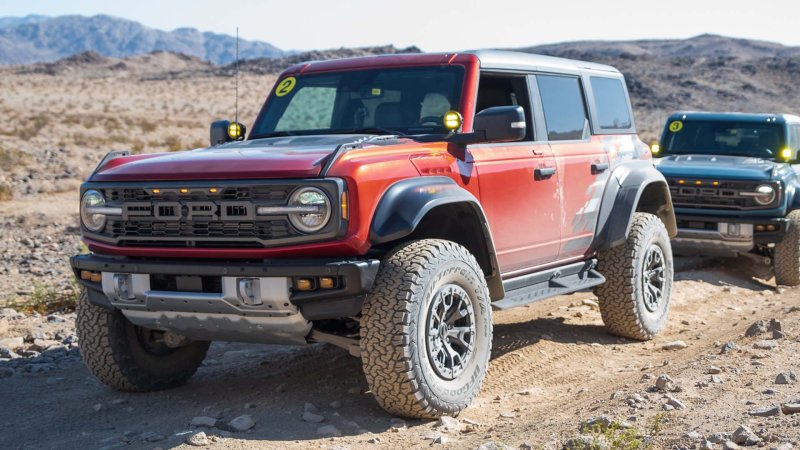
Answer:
[591,163,609,174]
[534,167,556,180]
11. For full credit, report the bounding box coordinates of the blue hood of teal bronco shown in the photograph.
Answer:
[656,154,776,181]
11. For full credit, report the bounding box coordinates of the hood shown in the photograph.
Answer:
[655,154,777,181]
[90,135,374,182]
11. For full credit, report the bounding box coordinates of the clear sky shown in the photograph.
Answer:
[2,0,799,52]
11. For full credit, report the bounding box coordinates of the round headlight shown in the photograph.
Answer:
[754,184,776,206]
[288,187,331,233]
[80,189,107,232]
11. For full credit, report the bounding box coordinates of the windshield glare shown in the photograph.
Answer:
[251,66,465,138]
[663,121,786,159]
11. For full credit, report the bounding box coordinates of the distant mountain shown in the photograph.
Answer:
[517,34,800,60]
[0,14,284,64]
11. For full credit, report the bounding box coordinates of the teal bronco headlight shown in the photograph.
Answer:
[753,184,776,206]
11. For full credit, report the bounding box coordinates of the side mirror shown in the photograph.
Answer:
[210,120,246,146]
[473,106,526,143]
[447,106,526,145]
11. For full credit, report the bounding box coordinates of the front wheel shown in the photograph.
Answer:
[76,288,210,392]
[594,212,673,340]
[774,210,800,286]
[360,239,493,418]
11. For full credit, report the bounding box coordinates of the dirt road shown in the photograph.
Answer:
[1,258,799,450]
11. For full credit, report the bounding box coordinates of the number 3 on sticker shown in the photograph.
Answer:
[669,121,683,133]
[275,77,296,97]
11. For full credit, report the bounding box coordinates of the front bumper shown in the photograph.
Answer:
[672,215,788,256]
[71,254,379,345]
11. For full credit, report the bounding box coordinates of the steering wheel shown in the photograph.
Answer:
[418,116,441,126]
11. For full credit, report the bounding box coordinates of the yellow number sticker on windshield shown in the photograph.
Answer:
[669,121,684,133]
[275,77,297,97]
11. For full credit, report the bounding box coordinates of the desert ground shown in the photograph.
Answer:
[0,52,799,450]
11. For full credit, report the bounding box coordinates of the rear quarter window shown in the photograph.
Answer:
[590,77,632,131]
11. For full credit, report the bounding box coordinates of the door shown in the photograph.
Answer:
[469,74,562,274]
[535,74,609,260]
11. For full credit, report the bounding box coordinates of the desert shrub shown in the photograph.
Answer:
[164,135,183,152]
[0,146,30,171]
[10,279,79,315]
[0,184,12,201]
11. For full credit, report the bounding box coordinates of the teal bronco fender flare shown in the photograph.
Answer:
[369,176,504,299]
[592,160,677,250]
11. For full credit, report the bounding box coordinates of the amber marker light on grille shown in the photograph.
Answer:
[443,110,462,131]
[89,272,102,283]
[695,180,702,185]
[152,189,161,194]
[341,192,349,220]
[209,188,218,193]
[712,181,720,186]
[756,225,766,232]
[180,188,189,194]
[678,180,685,185]
[80,270,92,280]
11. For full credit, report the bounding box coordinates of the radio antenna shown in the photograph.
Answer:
[235,26,239,125]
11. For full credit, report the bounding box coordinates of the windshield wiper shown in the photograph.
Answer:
[250,131,298,139]
[329,127,409,137]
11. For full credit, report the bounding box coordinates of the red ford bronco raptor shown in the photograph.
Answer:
[71,51,677,418]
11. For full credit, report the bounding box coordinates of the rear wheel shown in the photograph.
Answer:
[76,288,210,392]
[594,212,673,340]
[774,210,800,286]
[360,239,492,418]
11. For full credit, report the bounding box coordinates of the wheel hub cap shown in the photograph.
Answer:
[642,244,666,313]
[425,284,476,380]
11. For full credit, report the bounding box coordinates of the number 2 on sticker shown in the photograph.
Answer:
[275,77,296,97]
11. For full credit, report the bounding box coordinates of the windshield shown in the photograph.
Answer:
[250,66,464,138]
[662,120,786,159]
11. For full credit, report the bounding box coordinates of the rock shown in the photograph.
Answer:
[227,415,255,432]
[367,436,382,444]
[0,337,23,350]
[709,433,730,444]
[190,416,217,428]
[477,442,515,450]
[685,431,703,440]
[435,416,461,433]
[186,431,209,446]
[316,425,341,437]
[780,403,800,414]
[663,341,688,350]
[499,411,516,418]
[517,387,544,396]
[701,440,714,450]
[302,410,324,423]
[773,329,787,339]
[579,415,631,431]
[775,372,797,384]
[663,404,675,411]
[745,320,769,337]
[432,435,448,444]
[723,441,741,450]
[748,406,781,417]
[666,394,686,410]
[720,341,737,354]
[329,400,342,409]
[93,403,103,412]
[772,443,793,450]
[711,375,724,384]
[732,425,760,445]
[243,402,256,409]
[655,374,675,391]
[707,366,722,374]
[581,299,599,309]
[0,318,8,336]
[769,319,782,332]
[754,340,778,350]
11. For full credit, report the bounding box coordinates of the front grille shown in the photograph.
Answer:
[667,178,779,210]
[94,183,307,248]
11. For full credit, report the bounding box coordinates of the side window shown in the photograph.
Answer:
[590,77,632,130]
[793,125,800,150]
[275,86,336,131]
[536,75,588,141]
[475,74,534,140]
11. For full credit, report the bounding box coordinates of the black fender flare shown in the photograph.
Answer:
[369,176,504,299]
[592,160,677,250]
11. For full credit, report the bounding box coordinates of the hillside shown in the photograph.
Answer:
[0,14,284,64]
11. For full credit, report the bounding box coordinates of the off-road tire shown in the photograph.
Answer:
[360,239,492,418]
[594,212,673,340]
[774,210,800,286]
[76,288,210,392]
